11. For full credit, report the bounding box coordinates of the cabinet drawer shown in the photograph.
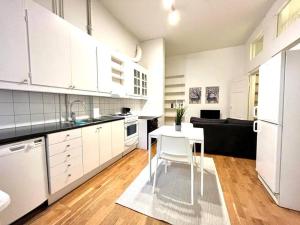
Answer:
[48,137,82,157]
[48,129,81,145]
[48,147,82,168]
[49,156,83,178]
[49,164,83,193]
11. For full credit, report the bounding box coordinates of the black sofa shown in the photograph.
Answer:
[190,117,257,159]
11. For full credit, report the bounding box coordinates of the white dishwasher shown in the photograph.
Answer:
[0,137,48,225]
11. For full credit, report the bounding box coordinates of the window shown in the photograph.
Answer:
[250,36,264,60]
[277,0,300,36]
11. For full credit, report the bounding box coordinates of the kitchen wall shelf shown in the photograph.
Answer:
[164,74,186,125]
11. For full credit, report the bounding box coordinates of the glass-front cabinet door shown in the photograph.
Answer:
[134,69,141,95]
[141,73,147,96]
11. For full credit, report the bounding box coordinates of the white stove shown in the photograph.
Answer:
[112,113,139,155]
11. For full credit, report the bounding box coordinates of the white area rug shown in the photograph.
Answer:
[116,157,231,225]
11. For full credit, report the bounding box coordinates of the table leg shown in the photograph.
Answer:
[200,141,204,196]
[148,135,152,181]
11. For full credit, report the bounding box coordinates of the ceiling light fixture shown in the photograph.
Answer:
[163,0,175,10]
[168,9,180,26]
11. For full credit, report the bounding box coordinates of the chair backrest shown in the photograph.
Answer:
[157,134,192,160]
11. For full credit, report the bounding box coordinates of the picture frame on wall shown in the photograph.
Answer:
[189,87,201,104]
[206,86,219,104]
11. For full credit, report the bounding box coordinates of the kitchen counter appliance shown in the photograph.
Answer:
[0,137,48,224]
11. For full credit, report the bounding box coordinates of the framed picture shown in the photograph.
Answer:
[189,87,201,104]
[206,86,219,104]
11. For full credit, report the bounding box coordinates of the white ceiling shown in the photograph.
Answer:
[100,0,276,56]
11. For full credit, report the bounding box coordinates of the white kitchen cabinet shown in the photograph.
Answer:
[70,27,98,91]
[27,0,72,88]
[0,0,29,84]
[111,120,125,157]
[99,122,112,165]
[125,62,148,97]
[82,125,100,174]
[97,45,112,94]
[47,129,83,194]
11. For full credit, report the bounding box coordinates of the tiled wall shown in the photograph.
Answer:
[0,90,145,129]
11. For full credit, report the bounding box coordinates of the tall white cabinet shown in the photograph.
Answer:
[27,0,72,88]
[0,0,29,83]
[70,27,98,91]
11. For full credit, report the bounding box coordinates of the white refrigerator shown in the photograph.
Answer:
[254,49,300,211]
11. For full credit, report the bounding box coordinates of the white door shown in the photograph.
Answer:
[82,125,99,174]
[229,77,249,119]
[256,120,281,193]
[257,53,284,124]
[0,0,29,83]
[27,1,72,88]
[111,120,124,157]
[97,45,112,93]
[70,27,98,91]
[279,49,300,210]
[99,122,112,165]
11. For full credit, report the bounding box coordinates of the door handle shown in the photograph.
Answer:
[253,121,258,133]
[253,106,258,118]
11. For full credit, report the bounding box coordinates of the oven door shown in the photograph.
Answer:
[125,121,138,140]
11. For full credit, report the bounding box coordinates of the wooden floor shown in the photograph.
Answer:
[26,149,300,225]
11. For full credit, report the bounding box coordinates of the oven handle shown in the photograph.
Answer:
[125,121,138,127]
[125,138,138,147]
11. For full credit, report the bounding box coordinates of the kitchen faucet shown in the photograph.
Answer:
[69,100,86,122]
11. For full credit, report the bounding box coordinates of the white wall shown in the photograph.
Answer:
[91,0,139,58]
[166,45,246,121]
[140,38,165,117]
[246,0,300,73]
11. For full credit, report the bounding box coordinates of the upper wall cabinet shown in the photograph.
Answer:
[70,27,98,91]
[125,62,148,98]
[27,0,72,89]
[0,0,29,83]
[97,44,112,94]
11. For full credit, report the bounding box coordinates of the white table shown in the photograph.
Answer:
[148,125,205,196]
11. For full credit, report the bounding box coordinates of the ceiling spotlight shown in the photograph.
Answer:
[168,9,180,26]
[163,0,174,10]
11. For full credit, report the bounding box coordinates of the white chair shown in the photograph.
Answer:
[152,134,194,204]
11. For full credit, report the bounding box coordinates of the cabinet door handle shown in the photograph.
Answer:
[66,144,70,148]
[69,85,73,89]
[68,174,72,177]
[67,154,71,157]
[67,164,71,167]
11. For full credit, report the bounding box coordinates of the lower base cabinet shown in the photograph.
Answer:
[47,119,125,195]
[99,122,112,165]
[82,125,100,174]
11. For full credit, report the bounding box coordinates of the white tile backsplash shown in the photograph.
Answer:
[0,103,14,116]
[0,90,13,103]
[13,91,29,103]
[14,102,30,115]
[0,90,145,128]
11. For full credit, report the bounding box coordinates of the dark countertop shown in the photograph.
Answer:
[0,116,124,145]
[138,116,160,120]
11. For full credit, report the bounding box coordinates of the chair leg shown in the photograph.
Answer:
[191,161,194,205]
[152,156,159,194]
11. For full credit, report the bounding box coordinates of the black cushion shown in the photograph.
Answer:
[226,118,253,126]
[190,117,257,159]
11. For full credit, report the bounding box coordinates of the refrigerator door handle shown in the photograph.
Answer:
[253,120,260,133]
[253,106,258,118]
